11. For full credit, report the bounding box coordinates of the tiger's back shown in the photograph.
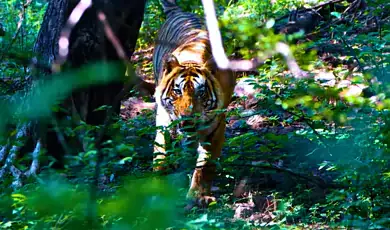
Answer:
[153,5,205,83]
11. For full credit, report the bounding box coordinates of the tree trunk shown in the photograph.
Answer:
[1,0,147,174]
[35,0,146,119]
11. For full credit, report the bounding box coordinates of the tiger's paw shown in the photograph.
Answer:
[184,195,217,211]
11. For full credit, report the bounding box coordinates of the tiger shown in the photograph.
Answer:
[152,0,236,208]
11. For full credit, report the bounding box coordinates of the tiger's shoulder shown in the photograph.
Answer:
[153,0,207,82]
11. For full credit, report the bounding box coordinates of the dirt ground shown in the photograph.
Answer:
[119,48,335,221]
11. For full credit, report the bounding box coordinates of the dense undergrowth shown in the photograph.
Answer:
[1,0,390,229]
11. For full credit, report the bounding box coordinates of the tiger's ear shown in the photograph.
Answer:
[205,57,217,75]
[164,54,180,73]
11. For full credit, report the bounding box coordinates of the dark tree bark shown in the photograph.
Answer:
[0,0,147,181]
[37,0,147,166]
[33,0,68,70]
[0,23,5,37]
[34,0,146,121]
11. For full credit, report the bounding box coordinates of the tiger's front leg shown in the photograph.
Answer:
[153,104,172,172]
[186,115,226,208]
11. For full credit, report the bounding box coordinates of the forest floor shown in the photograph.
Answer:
[117,46,353,224]
[117,8,387,223]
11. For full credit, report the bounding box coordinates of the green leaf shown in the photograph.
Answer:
[259,145,271,152]
[330,12,342,19]
[118,157,133,165]
[383,33,390,41]
[94,105,112,112]
[224,154,240,163]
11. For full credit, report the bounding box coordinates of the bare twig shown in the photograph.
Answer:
[201,0,309,78]
[87,10,137,226]
[225,162,341,189]
[53,0,92,72]
[340,37,364,72]
[25,139,41,177]
[97,11,126,60]
[283,108,331,148]
[51,118,72,156]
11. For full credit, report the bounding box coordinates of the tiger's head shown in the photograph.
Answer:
[155,54,224,131]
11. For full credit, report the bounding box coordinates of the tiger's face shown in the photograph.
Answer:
[156,54,223,131]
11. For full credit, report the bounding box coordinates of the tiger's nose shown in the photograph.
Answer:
[183,105,193,115]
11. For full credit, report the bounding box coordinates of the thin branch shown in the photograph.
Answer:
[53,0,92,72]
[25,139,41,177]
[225,163,342,189]
[87,10,137,226]
[340,36,364,72]
[51,118,71,156]
[283,108,331,148]
[201,0,309,78]
[97,11,126,60]
[200,0,229,69]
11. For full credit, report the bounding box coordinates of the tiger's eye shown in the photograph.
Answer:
[174,88,182,95]
[163,98,173,109]
[197,87,205,97]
